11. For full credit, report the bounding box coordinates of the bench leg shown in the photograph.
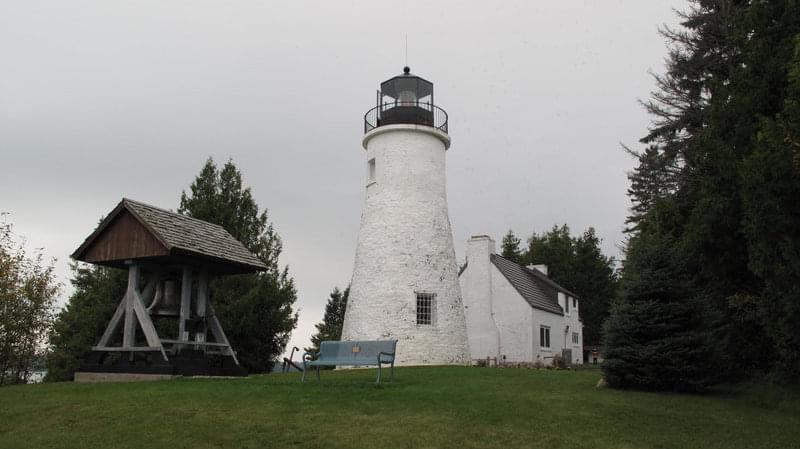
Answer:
[316,366,320,381]
[301,364,307,383]
[377,363,382,384]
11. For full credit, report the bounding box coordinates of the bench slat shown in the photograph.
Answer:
[317,340,397,362]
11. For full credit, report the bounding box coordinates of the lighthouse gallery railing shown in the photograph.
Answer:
[364,101,448,134]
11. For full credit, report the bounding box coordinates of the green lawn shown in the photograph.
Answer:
[0,366,797,449]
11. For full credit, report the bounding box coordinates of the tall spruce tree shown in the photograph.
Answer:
[570,228,618,347]
[307,286,349,354]
[739,35,800,378]
[624,145,679,233]
[500,230,523,263]
[617,0,800,382]
[602,229,715,392]
[179,158,298,373]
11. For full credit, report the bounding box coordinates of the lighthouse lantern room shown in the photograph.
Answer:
[364,66,447,133]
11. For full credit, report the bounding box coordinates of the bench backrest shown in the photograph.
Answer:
[318,340,397,362]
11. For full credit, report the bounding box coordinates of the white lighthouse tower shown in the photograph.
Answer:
[341,67,469,366]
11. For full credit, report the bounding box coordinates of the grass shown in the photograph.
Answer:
[1,366,798,449]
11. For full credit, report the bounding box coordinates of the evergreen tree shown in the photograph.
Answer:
[739,35,800,378]
[179,158,298,373]
[523,225,617,347]
[617,0,800,382]
[571,228,618,347]
[624,145,679,233]
[45,265,125,381]
[500,230,523,263]
[602,229,715,392]
[524,225,575,280]
[307,286,349,354]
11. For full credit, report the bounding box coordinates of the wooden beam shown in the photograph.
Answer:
[131,289,168,361]
[194,270,209,347]
[160,339,230,348]
[122,264,140,348]
[91,346,163,352]
[207,302,239,365]
[96,295,126,347]
[179,266,192,344]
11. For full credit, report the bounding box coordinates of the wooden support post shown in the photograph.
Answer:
[179,266,193,345]
[194,270,209,349]
[207,302,239,365]
[122,263,140,349]
[97,297,126,348]
[131,288,168,361]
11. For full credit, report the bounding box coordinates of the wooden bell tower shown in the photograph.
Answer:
[71,198,267,380]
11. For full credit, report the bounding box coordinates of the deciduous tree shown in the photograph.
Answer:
[0,217,59,385]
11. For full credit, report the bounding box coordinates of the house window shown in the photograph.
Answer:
[565,295,570,314]
[572,332,579,345]
[573,297,577,309]
[540,326,550,349]
[367,158,376,183]
[416,292,435,325]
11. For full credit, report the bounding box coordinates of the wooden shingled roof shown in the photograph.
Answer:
[72,198,267,274]
[490,254,578,316]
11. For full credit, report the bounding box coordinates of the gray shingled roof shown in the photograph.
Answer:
[122,199,267,271]
[490,254,566,315]
[72,198,267,272]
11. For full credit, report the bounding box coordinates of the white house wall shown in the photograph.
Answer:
[490,264,534,362]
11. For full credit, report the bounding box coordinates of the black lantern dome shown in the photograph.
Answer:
[364,67,448,134]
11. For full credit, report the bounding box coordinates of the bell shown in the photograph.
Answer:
[149,280,180,316]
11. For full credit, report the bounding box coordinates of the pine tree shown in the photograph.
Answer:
[179,158,298,373]
[624,145,679,233]
[500,230,522,263]
[523,225,617,347]
[617,0,800,382]
[571,228,618,347]
[602,230,715,392]
[45,265,126,381]
[739,35,800,378]
[525,225,575,279]
[307,286,349,354]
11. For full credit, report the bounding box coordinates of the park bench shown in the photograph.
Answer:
[301,340,397,384]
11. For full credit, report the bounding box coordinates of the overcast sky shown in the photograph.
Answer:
[1,1,684,357]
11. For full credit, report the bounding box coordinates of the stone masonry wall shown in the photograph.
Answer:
[341,125,470,366]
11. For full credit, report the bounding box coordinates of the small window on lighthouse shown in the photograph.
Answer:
[367,158,376,184]
[416,292,435,325]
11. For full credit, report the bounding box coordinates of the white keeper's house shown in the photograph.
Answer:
[459,235,584,365]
